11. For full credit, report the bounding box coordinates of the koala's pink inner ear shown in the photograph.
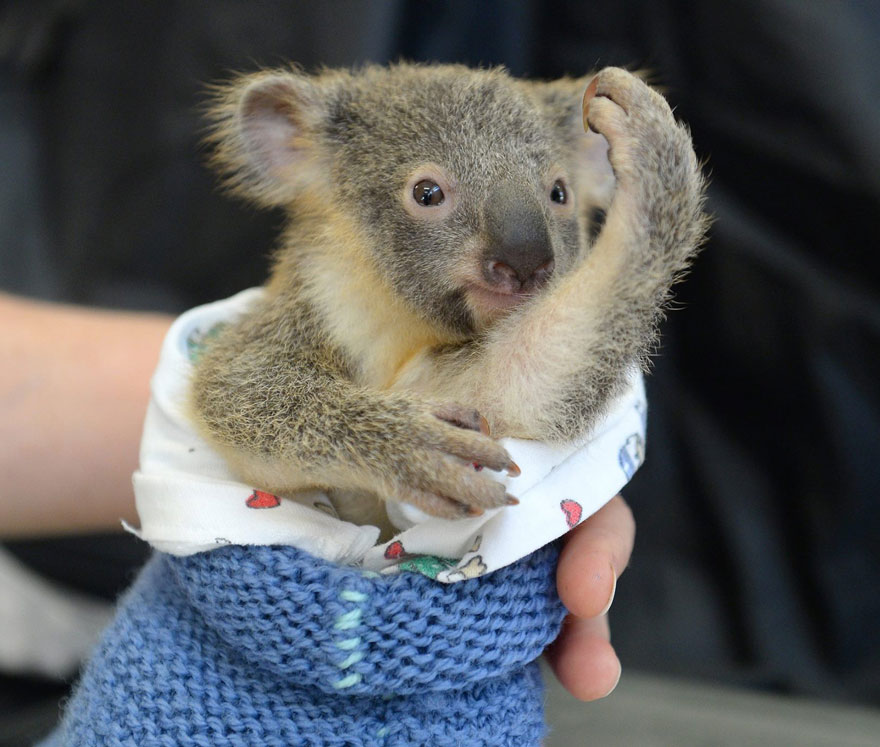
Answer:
[238,77,307,179]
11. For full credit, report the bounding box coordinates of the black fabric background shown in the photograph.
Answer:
[1,1,878,736]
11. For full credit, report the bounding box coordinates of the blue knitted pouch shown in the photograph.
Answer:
[48,542,566,746]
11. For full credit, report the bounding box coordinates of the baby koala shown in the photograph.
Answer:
[191,63,707,529]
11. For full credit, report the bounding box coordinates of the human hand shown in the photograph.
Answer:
[546,494,635,700]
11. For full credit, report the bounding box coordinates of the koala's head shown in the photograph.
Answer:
[209,63,614,335]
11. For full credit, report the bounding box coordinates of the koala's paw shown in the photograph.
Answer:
[583,67,698,194]
[381,402,520,520]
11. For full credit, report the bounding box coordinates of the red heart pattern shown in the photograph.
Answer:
[246,490,281,509]
[384,540,406,560]
[560,499,583,528]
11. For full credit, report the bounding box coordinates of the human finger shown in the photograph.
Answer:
[556,494,635,619]
[545,614,621,701]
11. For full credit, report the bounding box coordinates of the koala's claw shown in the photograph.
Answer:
[390,480,519,520]
[583,67,661,119]
[383,403,519,518]
[427,403,510,474]
[479,415,491,436]
[433,403,489,434]
[387,485,493,521]
[582,66,691,193]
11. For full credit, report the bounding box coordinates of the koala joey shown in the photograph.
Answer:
[191,63,708,531]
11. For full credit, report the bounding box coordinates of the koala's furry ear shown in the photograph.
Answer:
[206,70,327,207]
[523,75,616,209]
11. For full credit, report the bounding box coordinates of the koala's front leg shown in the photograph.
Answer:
[398,68,708,441]
[518,68,708,438]
[190,310,518,519]
[581,66,708,275]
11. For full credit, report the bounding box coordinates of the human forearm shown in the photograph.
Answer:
[0,293,171,537]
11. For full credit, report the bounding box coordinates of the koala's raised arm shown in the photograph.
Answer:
[394,68,708,440]
[191,64,707,520]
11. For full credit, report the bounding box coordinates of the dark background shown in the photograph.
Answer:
[1,0,878,739]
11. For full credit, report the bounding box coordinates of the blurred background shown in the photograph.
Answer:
[1,1,878,743]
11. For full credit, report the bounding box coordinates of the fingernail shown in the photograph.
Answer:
[598,565,617,617]
[601,659,622,698]
[505,495,519,506]
[506,460,521,477]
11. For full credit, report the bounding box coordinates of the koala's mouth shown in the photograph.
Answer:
[464,282,533,318]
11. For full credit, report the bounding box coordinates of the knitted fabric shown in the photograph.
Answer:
[49,542,566,746]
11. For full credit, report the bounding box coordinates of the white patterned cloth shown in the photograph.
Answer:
[127,289,647,582]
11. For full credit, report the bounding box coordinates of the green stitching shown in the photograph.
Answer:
[333,608,362,630]
[339,589,368,603]
[331,589,369,689]
[332,672,363,689]
[337,651,364,669]
[335,636,361,651]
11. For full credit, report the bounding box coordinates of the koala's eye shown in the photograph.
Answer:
[550,179,567,204]
[413,180,445,207]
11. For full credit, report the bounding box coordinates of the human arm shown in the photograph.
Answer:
[0,293,171,537]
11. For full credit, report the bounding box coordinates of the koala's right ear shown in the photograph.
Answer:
[206,70,326,207]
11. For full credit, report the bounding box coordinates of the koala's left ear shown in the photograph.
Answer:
[523,76,616,209]
[206,69,328,207]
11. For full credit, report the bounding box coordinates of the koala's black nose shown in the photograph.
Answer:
[484,183,555,293]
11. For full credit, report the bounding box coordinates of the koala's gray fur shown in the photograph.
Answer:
[191,63,708,528]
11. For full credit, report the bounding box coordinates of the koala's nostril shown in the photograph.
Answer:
[487,260,519,284]
[484,255,555,292]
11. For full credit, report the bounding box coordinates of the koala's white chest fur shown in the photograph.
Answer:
[300,243,447,390]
